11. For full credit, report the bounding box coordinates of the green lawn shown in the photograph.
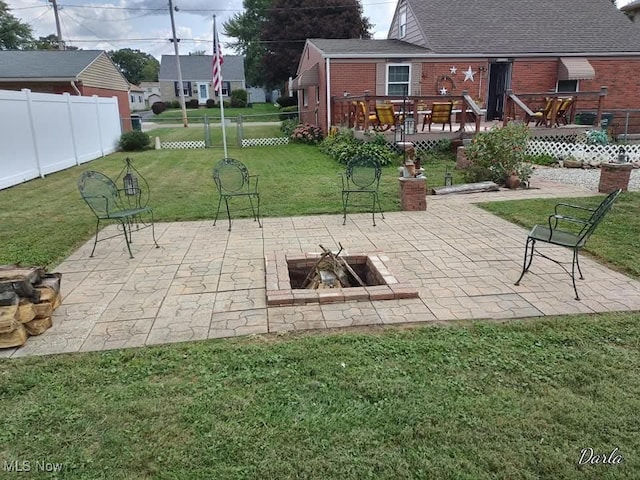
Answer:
[148,124,284,145]
[1,313,639,478]
[153,102,281,123]
[2,145,640,478]
[479,193,640,279]
[0,144,460,268]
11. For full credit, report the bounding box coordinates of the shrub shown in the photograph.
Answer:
[230,89,248,108]
[463,122,531,185]
[526,153,556,166]
[187,99,199,109]
[279,105,299,121]
[276,95,297,108]
[586,129,609,145]
[290,123,324,145]
[119,131,150,151]
[280,119,298,136]
[206,98,216,108]
[319,129,395,166]
[435,138,452,153]
[151,101,166,115]
[169,100,181,109]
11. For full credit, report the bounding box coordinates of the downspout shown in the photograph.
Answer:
[325,57,331,132]
[70,80,81,95]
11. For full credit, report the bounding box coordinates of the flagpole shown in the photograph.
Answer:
[213,15,228,157]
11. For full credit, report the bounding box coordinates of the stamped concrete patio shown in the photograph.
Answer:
[3,179,640,358]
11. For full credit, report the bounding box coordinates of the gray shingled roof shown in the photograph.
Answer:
[0,50,104,79]
[308,38,431,55]
[408,0,640,55]
[159,55,245,81]
[621,0,640,11]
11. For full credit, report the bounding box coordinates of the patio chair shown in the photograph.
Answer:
[373,104,398,132]
[555,97,575,126]
[422,102,453,131]
[527,97,562,127]
[212,157,261,231]
[341,155,384,226]
[514,189,622,300]
[78,168,159,259]
[356,101,378,130]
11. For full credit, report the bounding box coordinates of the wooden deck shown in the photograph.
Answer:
[353,120,592,142]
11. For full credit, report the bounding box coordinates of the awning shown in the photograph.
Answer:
[558,57,595,81]
[293,64,319,90]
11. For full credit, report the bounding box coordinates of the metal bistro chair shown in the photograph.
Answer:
[514,189,622,300]
[212,158,261,231]
[341,155,384,226]
[78,160,159,259]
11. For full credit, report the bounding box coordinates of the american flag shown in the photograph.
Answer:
[212,17,224,93]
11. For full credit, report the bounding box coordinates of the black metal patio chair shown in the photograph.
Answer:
[341,155,384,226]
[212,158,261,231]
[514,188,622,300]
[78,162,159,259]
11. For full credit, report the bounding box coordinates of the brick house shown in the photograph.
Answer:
[158,55,245,105]
[0,50,132,130]
[294,0,640,133]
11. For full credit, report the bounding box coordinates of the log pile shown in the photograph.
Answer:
[301,244,366,289]
[0,266,62,349]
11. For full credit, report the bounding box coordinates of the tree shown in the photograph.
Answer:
[223,0,272,87]
[189,50,206,55]
[260,0,372,88]
[0,0,34,50]
[33,34,79,50]
[109,48,160,84]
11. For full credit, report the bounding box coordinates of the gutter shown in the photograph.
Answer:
[70,80,81,95]
[321,51,640,59]
[325,57,331,132]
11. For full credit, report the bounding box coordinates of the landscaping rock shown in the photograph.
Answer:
[564,158,583,168]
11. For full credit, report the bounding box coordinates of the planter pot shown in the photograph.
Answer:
[505,175,521,189]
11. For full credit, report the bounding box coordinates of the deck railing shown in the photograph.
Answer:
[331,91,486,137]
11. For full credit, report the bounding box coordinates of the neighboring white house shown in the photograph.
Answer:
[129,84,145,111]
[140,81,161,106]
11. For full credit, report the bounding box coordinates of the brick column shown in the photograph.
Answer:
[399,177,427,211]
[598,163,633,193]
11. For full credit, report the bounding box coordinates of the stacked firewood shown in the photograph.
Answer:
[301,244,366,289]
[0,266,62,349]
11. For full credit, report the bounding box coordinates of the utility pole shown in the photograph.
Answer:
[49,0,64,50]
[168,0,188,127]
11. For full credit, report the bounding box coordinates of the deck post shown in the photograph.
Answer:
[459,91,467,137]
[503,89,513,127]
[596,86,607,127]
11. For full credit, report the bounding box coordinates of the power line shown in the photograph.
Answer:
[60,10,120,50]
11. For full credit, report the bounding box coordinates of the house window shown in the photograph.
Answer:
[174,81,192,97]
[138,95,143,102]
[399,9,407,38]
[557,80,578,92]
[387,64,410,96]
[303,88,308,107]
[130,95,134,103]
[315,86,320,104]
[215,81,231,97]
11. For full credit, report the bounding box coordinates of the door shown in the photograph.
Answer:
[197,82,209,105]
[486,62,511,120]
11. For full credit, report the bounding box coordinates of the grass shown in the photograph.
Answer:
[478,192,640,279]
[149,125,284,144]
[153,103,281,123]
[0,144,460,268]
[1,313,640,478]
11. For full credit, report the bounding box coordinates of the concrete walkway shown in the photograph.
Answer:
[3,179,640,358]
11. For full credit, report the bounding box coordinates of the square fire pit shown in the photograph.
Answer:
[265,252,419,306]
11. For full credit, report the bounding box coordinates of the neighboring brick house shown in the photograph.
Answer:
[158,55,245,105]
[0,50,132,130]
[294,0,640,133]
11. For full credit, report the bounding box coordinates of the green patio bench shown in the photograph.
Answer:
[341,155,384,226]
[514,188,622,300]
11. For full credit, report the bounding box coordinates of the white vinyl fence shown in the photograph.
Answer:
[0,89,121,190]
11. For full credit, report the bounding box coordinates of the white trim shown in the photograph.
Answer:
[312,49,640,59]
[326,58,331,129]
[556,79,580,93]
[386,63,411,96]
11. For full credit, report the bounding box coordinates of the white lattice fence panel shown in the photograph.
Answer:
[241,137,289,147]
[388,138,443,153]
[527,140,640,163]
[161,141,205,149]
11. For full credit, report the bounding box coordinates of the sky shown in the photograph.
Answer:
[7,0,399,59]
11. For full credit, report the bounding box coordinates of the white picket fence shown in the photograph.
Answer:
[0,89,122,190]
